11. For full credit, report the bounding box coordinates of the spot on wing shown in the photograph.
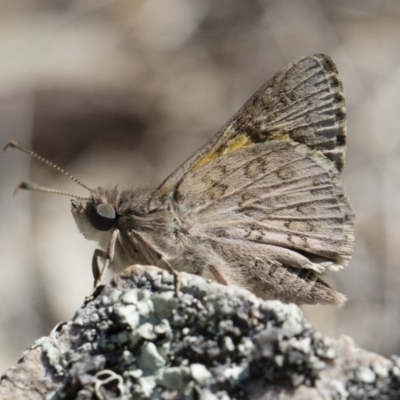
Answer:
[285,220,315,233]
[297,203,317,215]
[245,157,269,179]
[205,183,229,201]
[240,192,260,208]
[277,165,296,180]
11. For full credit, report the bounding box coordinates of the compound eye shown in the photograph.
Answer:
[89,203,117,231]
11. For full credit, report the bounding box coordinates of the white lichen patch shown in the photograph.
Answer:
[356,367,376,383]
[190,363,212,386]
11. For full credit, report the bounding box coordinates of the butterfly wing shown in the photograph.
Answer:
[147,53,354,305]
[149,54,346,211]
[171,137,354,306]
[174,140,354,273]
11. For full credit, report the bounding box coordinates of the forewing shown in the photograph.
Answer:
[149,54,346,211]
[174,141,354,272]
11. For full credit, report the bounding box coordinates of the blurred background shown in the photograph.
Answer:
[1,0,400,373]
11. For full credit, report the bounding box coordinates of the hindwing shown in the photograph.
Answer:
[174,140,354,273]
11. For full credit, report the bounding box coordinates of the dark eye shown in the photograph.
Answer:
[89,203,117,231]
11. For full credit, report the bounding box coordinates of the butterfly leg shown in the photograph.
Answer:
[171,242,240,287]
[207,265,229,285]
[92,249,106,286]
[85,229,119,301]
[158,257,181,296]
[131,230,181,296]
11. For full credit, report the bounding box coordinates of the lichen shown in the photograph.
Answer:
[38,269,400,399]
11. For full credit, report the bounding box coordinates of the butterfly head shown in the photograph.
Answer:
[71,186,120,244]
[3,141,122,240]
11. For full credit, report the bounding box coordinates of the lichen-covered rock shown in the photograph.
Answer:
[1,265,399,399]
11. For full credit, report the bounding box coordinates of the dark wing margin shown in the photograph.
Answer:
[148,54,346,211]
[227,54,346,172]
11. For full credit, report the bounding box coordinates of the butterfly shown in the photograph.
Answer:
[5,54,354,306]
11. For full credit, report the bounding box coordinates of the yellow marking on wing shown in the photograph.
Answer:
[193,134,254,170]
[222,135,253,155]
[269,131,289,141]
[193,149,220,170]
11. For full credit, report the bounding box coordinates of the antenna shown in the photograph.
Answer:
[3,141,92,192]
[14,181,88,200]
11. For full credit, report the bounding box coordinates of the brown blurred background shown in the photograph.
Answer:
[1,0,400,373]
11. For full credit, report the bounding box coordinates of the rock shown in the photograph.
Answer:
[0,265,399,399]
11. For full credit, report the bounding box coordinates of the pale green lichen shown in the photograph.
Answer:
[40,269,400,399]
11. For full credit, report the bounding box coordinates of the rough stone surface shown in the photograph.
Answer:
[0,265,399,399]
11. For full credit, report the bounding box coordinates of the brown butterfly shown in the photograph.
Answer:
[5,54,354,306]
